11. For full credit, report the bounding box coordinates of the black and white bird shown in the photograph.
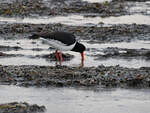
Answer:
[29,31,86,65]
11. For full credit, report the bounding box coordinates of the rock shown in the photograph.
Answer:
[0,102,46,113]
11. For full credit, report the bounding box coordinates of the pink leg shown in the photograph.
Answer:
[55,50,59,62]
[59,52,63,64]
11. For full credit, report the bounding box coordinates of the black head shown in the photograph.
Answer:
[71,42,86,53]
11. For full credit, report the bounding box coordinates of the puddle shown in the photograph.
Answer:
[0,14,150,26]
[0,57,52,66]
[82,0,112,3]
[94,58,150,68]
[1,39,150,68]
[0,54,150,68]
[85,40,150,50]
[0,85,150,113]
[99,14,150,25]
[127,1,150,15]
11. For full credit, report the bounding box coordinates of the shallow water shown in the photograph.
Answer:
[0,14,150,26]
[0,39,150,68]
[82,0,112,3]
[1,55,150,68]
[127,1,150,15]
[0,85,150,113]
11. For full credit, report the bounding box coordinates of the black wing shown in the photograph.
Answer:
[41,32,76,46]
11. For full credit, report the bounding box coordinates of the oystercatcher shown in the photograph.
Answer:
[29,31,86,65]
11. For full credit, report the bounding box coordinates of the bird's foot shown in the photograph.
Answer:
[78,60,84,68]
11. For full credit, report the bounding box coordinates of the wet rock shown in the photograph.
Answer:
[0,52,7,56]
[0,52,20,58]
[0,45,22,51]
[0,0,148,19]
[0,0,48,17]
[0,65,150,88]
[0,102,46,113]
[61,1,126,17]
[0,0,126,17]
[0,23,150,43]
[31,48,44,51]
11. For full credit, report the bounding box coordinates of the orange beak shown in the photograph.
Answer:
[81,52,84,61]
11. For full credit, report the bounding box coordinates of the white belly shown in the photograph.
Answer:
[40,38,76,51]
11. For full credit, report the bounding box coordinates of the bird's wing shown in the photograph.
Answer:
[44,32,76,46]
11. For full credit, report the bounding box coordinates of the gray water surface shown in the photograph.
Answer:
[0,85,150,113]
[82,0,112,3]
[0,14,150,26]
[127,1,150,15]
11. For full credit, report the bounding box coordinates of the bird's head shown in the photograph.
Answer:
[71,42,86,61]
